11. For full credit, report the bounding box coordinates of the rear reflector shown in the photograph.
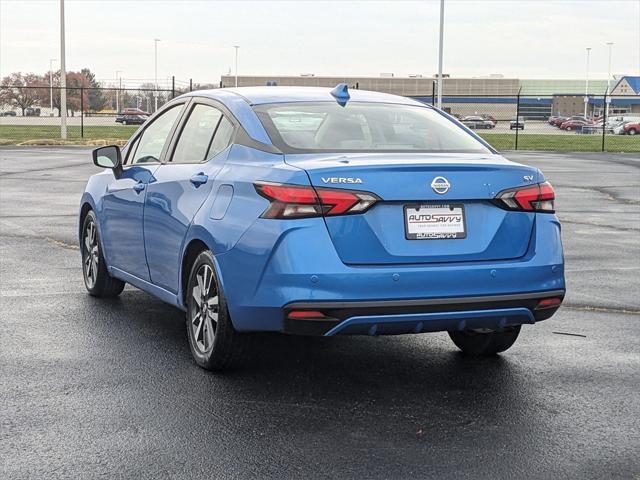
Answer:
[287,310,327,319]
[535,297,563,310]
[255,182,379,219]
[495,182,555,213]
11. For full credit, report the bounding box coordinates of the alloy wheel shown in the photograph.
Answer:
[83,220,99,288]
[190,264,219,354]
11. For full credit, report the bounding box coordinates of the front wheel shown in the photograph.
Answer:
[448,326,521,356]
[628,129,637,135]
[186,251,247,371]
[81,210,125,297]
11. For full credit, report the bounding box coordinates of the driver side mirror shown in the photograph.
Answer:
[92,145,123,178]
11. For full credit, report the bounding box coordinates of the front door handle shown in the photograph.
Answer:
[190,173,208,187]
[133,182,145,193]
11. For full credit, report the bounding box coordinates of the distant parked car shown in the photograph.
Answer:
[461,115,495,129]
[552,116,569,127]
[594,120,624,134]
[25,107,41,117]
[122,107,150,116]
[613,122,631,135]
[480,114,497,125]
[116,114,148,126]
[623,122,640,135]
[1,111,17,116]
[560,119,593,131]
[548,115,559,124]
[510,116,525,130]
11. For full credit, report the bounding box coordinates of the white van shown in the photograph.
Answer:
[609,115,640,124]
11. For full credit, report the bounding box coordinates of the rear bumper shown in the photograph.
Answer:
[283,290,564,336]
[215,212,565,334]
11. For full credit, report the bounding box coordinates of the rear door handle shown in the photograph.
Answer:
[133,182,145,193]
[190,173,208,187]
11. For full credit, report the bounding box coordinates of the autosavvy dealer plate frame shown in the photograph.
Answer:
[403,203,467,240]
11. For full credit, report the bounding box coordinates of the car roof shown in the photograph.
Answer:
[181,86,427,107]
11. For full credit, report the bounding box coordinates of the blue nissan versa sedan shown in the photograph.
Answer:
[80,85,565,371]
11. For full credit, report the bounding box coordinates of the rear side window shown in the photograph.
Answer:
[172,104,223,163]
[206,117,234,159]
[254,102,491,154]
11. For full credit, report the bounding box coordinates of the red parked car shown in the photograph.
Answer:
[623,122,640,135]
[552,116,568,127]
[122,107,150,116]
[560,119,593,131]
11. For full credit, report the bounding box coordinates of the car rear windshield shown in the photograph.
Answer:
[253,102,491,154]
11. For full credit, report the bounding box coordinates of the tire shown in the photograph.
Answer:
[448,326,521,356]
[122,120,128,125]
[628,129,637,135]
[81,210,125,297]
[566,126,572,131]
[185,250,247,371]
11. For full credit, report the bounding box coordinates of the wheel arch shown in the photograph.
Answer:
[179,226,226,311]
[181,239,210,306]
[78,193,97,245]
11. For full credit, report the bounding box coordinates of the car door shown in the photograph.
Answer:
[100,102,186,281]
[143,100,236,293]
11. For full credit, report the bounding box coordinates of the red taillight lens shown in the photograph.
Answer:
[287,310,327,319]
[535,297,563,310]
[496,182,555,213]
[254,182,379,219]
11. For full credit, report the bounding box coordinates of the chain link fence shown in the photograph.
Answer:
[1,82,638,152]
[410,88,640,152]
[0,85,179,144]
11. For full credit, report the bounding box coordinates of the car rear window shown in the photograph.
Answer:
[253,102,491,154]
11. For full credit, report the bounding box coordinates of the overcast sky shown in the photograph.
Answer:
[1,0,639,86]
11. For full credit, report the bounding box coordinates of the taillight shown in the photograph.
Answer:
[535,297,563,310]
[254,182,379,219]
[495,182,555,213]
[287,310,327,319]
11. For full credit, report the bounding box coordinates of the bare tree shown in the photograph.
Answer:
[0,73,45,115]
[32,71,91,116]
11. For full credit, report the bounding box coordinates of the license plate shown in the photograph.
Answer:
[404,204,466,240]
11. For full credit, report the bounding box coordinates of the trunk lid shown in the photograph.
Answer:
[285,153,539,265]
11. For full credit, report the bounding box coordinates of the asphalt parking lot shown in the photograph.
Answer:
[1,147,638,479]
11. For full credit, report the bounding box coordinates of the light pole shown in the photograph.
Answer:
[49,59,57,116]
[115,70,122,113]
[584,47,591,118]
[606,42,614,117]
[154,38,161,111]
[59,0,67,139]
[233,45,240,87]
[436,0,445,109]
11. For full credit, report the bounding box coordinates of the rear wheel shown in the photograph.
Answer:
[448,326,521,356]
[81,210,125,297]
[186,250,247,371]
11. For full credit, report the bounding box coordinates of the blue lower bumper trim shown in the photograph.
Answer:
[323,307,535,336]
